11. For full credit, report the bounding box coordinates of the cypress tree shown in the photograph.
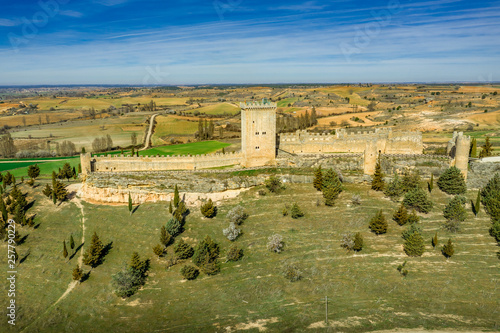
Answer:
[428,174,434,193]
[52,190,57,205]
[441,238,454,258]
[174,185,180,208]
[470,138,477,157]
[78,163,82,174]
[313,166,323,191]
[169,201,173,214]
[131,146,135,156]
[371,159,385,191]
[160,225,172,246]
[128,193,133,215]
[393,204,409,226]
[479,137,493,158]
[474,190,481,216]
[369,210,388,235]
[63,240,68,259]
[432,232,438,248]
[70,234,75,250]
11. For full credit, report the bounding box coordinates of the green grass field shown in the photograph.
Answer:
[1,180,498,332]
[151,116,199,145]
[2,157,81,179]
[190,103,240,115]
[138,141,230,156]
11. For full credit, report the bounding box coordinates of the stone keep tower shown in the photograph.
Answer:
[240,99,277,167]
[447,131,471,180]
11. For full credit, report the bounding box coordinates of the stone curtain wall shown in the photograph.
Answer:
[91,152,243,172]
[278,128,422,155]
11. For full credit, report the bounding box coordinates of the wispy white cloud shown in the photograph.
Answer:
[0,18,19,27]
[269,1,328,12]
[60,10,84,18]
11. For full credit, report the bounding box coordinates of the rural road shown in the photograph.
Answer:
[141,113,158,151]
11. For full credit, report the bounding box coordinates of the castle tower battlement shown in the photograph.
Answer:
[240,99,277,167]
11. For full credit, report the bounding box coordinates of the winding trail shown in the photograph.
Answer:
[141,113,158,151]
[21,197,86,332]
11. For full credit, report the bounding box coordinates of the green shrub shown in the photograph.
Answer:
[443,196,467,223]
[282,262,302,282]
[404,232,425,257]
[180,265,199,280]
[353,232,363,252]
[226,244,243,262]
[437,167,467,195]
[265,176,284,193]
[402,223,423,241]
[403,188,433,213]
[489,221,500,243]
[369,210,388,235]
[384,173,404,201]
[480,173,500,223]
[441,238,454,258]
[407,210,420,224]
[192,236,220,267]
[174,239,194,259]
[402,169,421,193]
[166,217,183,237]
[200,199,217,218]
[290,203,304,219]
[152,244,165,257]
[393,204,408,226]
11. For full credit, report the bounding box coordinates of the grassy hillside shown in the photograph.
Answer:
[139,141,230,156]
[1,181,498,332]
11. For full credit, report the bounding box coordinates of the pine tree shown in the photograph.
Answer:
[443,196,467,223]
[14,204,25,226]
[83,232,104,268]
[322,169,343,206]
[441,238,454,258]
[174,185,180,208]
[63,240,68,259]
[432,232,438,248]
[353,232,363,252]
[470,138,477,157]
[313,166,323,191]
[369,210,388,235]
[437,167,467,195]
[384,172,404,201]
[404,232,425,257]
[166,217,183,237]
[160,225,172,246]
[73,265,83,282]
[53,180,68,203]
[192,235,220,268]
[428,174,434,193]
[42,184,52,197]
[174,239,194,259]
[27,164,40,180]
[393,204,409,226]
[70,234,75,250]
[371,159,385,191]
[128,193,133,215]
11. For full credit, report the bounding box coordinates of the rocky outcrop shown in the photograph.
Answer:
[79,171,313,205]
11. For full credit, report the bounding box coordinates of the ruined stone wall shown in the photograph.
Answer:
[467,158,500,189]
[380,154,452,177]
[276,153,363,171]
[90,152,243,172]
[278,128,422,155]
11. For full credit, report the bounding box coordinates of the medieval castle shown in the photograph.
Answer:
[81,99,471,178]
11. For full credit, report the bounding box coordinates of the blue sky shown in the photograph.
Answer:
[0,0,499,85]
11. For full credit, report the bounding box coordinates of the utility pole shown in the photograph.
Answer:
[325,296,328,325]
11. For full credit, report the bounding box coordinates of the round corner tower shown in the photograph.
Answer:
[240,99,277,167]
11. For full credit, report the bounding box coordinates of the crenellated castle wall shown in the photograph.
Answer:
[278,128,423,155]
[86,151,243,172]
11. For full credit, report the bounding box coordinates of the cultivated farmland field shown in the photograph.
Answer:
[0,181,498,332]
